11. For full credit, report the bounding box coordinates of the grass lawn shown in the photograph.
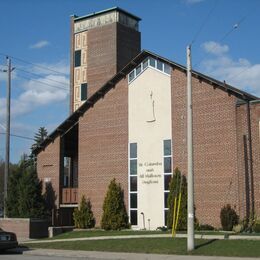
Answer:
[44,230,170,240]
[24,238,260,257]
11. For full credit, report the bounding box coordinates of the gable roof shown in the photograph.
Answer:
[33,50,259,155]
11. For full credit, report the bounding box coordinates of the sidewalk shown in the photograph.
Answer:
[20,248,260,260]
[20,233,260,244]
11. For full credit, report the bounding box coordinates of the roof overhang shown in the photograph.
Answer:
[33,50,259,155]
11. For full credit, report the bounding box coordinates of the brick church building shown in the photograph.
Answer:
[35,7,260,229]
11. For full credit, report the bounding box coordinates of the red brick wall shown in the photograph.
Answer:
[0,218,30,240]
[116,23,141,71]
[250,103,260,218]
[87,23,117,98]
[37,137,61,207]
[78,78,128,226]
[37,61,259,229]
[236,102,260,219]
[87,23,140,98]
[0,218,49,240]
[171,68,240,227]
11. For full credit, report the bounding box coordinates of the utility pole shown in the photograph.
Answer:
[3,56,14,218]
[187,45,194,251]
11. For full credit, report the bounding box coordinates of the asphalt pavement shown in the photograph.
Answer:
[0,248,260,260]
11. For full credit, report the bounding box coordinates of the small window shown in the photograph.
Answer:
[143,58,149,69]
[129,70,135,82]
[164,140,171,156]
[75,50,81,67]
[157,60,163,71]
[149,57,156,67]
[130,210,137,225]
[136,64,142,76]
[164,175,171,190]
[164,192,169,208]
[164,157,172,173]
[130,159,137,175]
[130,143,137,158]
[130,193,137,208]
[81,83,88,101]
[130,176,137,191]
[164,210,169,226]
[63,157,71,187]
[164,63,171,74]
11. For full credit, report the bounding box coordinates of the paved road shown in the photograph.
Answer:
[0,250,104,260]
[1,248,260,260]
[0,254,101,260]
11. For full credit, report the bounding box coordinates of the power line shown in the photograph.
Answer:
[0,52,68,76]
[0,132,34,141]
[190,0,219,46]
[227,65,251,82]
[16,74,69,91]
[193,7,255,69]
[15,67,70,87]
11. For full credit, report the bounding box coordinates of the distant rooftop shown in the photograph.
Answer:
[73,6,141,22]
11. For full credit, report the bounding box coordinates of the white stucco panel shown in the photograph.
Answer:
[128,67,172,230]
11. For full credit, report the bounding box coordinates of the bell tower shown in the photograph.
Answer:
[70,7,141,112]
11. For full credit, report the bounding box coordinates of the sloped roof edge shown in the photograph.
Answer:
[34,50,259,155]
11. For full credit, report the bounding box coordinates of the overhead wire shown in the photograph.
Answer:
[16,74,69,91]
[190,0,219,46]
[15,66,70,88]
[227,65,251,82]
[193,6,256,69]
[0,52,68,76]
[0,132,34,141]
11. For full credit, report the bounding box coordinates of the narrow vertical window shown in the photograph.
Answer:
[157,60,163,71]
[163,139,172,226]
[75,50,81,67]
[81,83,88,101]
[149,57,156,67]
[164,63,171,74]
[129,142,138,225]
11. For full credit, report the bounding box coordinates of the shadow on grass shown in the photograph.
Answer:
[195,239,218,250]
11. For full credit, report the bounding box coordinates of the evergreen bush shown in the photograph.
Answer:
[252,218,260,233]
[101,179,129,230]
[17,166,46,218]
[167,168,187,230]
[6,157,47,218]
[220,204,239,231]
[73,196,95,229]
[5,164,21,217]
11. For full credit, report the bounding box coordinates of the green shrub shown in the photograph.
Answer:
[101,179,129,230]
[197,224,215,231]
[233,224,243,233]
[6,158,46,219]
[167,168,187,230]
[252,218,260,233]
[220,204,239,231]
[73,196,95,229]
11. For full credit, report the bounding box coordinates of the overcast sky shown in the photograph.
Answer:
[0,0,259,162]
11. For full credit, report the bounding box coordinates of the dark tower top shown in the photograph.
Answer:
[70,7,141,112]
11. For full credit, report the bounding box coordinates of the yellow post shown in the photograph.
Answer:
[172,196,177,237]
[175,191,182,231]
[175,176,183,231]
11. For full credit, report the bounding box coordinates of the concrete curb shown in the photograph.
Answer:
[21,233,260,244]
